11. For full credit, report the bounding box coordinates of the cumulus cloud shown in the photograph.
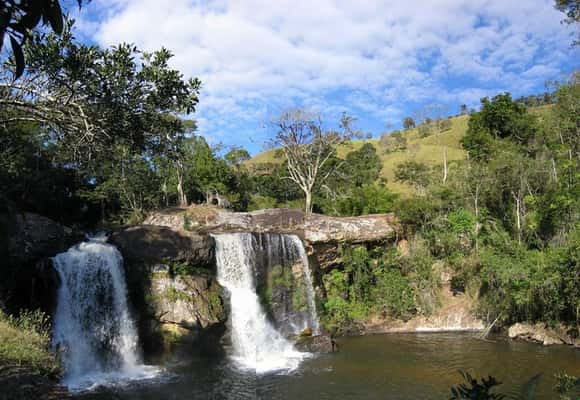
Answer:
[75,0,577,151]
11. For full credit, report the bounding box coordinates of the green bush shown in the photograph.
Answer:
[334,184,398,216]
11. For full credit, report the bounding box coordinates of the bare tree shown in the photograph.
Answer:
[271,109,354,214]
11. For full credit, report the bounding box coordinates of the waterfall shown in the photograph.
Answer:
[213,233,318,373]
[288,235,321,335]
[52,238,157,391]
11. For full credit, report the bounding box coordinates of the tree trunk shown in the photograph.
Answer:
[305,190,313,215]
[176,163,187,207]
[442,146,448,184]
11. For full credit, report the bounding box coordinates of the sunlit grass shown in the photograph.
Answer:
[0,310,61,377]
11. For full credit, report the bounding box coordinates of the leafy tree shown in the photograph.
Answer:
[225,147,251,169]
[395,160,431,193]
[343,143,382,187]
[555,0,580,45]
[403,116,416,130]
[1,0,85,78]
[334,184,398,216]
[379,130,407,152]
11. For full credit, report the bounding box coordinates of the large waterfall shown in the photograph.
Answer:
[213,233,320,373]
[52,237,157,391]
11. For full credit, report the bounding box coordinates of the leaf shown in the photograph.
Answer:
[10,36,25,78]
[44,0,64,34]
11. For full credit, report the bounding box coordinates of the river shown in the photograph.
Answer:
[79,332,579,400]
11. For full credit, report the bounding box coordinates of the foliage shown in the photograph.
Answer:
[322,243,438,331]
[450,371,506,400]
[554,371,580,400]
[403,117,416,130]
[333,184,398,216]
[0,310,60,377]
[395,160,431,192]
[1,0,83,78]
[555,0,580,45]
[343,143,382,187]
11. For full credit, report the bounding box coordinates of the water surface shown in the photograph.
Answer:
[79,333,580,400]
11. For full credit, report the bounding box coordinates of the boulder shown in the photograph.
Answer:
[294,334,335,353]
[109,225,214,268]
[0,212,81,265]
[299,327,313,337]
[508,323,570,346]
[304,213,398,244]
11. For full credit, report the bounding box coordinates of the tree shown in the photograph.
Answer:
[343,143,382,187]
[225,147,251,169]
[271,109,354,214]
[403,117,415,130]
[1,0,85,78]
[394,160,431,194]
[461,93,537,161]
[379,130,407,152]
[1,21,202,220]
[555,0,580,45]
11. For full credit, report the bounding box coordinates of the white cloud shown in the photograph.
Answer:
[77,0,577,151]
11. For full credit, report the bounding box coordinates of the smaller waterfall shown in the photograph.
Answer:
[213,233,308,373]
[52,238,157,391]
[289,235,320,335]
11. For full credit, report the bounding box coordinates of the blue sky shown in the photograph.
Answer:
[71,0,578,154]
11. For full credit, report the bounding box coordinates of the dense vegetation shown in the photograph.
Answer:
[315,84,579,333]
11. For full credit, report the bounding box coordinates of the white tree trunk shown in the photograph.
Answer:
[442,145,448,184]
[176,163,187,207]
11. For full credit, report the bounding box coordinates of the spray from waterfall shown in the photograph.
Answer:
[213,233,318,373]
[52,237,157,391]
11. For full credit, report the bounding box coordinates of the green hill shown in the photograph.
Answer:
[247,114,470,195]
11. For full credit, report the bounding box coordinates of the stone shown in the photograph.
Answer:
[0,212,81,265]
[508,322,567,346]
[294,334,335,353]
[299,327,313,337]
[109,225,214,268]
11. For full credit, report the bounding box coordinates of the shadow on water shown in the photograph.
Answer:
[76,333,580,400]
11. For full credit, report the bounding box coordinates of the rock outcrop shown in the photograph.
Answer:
[143,206,399,244]
[109,225,214,268]
[508,323,578,346]
[362,285,485,334]
[109,224,225,353]
[0,212,81,314]
[294,334,335,353]
[143,206,400,272]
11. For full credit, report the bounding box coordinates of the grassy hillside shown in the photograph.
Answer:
[247,114,470,195]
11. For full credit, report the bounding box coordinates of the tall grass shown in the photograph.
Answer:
[0,310,61,377]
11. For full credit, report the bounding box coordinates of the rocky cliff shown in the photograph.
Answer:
[108,225,226,354]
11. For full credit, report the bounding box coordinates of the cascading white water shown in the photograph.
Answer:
[288,235,321,335]
[213,233,310,373]
[52,238,157,391]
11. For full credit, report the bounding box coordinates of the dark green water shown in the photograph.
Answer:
[80,333,579,400]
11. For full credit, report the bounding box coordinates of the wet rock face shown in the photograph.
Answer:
[109,225,214,269]
[0,212,81,314]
